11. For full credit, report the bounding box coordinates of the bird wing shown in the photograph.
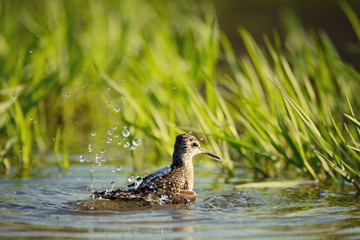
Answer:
[137,165,171,189]
[93,165,173,200]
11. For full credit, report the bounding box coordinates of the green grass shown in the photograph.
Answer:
[0,1,359,194]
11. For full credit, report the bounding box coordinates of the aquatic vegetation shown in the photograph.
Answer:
[219,5,360,192]
[0,1,359,193]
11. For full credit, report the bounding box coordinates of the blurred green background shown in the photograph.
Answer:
[0,0,359,192]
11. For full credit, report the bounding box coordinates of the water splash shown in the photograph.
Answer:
[85,123,142,195]
[89,165,96,194]
[88,144,93,153]
[122,126,130,138]
[107,128,113,135]
[79,155,85,163]
[110,181,116,190]
[106,137,112,144]
[127,176,135,183]
[132,138,141,147]
[95,154,101,166]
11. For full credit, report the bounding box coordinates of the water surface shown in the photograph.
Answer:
[1,166,359,239]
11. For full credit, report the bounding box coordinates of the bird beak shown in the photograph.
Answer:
[201,148,220,160]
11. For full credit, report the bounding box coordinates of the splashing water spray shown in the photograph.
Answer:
[82,123,141,197]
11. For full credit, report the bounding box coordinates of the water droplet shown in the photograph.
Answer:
[91,131,96,137]
[116,166,122,171]
[101,148,106,154]
[88,144,93,153]
[107,128,113,135]
[79,155,85,163]
[122,126,130,138]
[127,176,135,183]
[130,146,135,151]
[113,125,118,131]
[106,137,112,144]
[132,138,141,147]
[66,92,70,97]
[172,86,176,90]
[33,120,36,124]
[95,154,101,165]
[117,140,122,145]
[123,142,130,148]
[114,134,120,138]
[30,116,33,121]
[29,50,33,54]
[115,106,120,112]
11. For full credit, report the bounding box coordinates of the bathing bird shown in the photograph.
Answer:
[93,134,220,204]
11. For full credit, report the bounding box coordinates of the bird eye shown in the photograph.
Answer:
[191,142,199,148]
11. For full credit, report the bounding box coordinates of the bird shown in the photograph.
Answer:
[93,134,220,205]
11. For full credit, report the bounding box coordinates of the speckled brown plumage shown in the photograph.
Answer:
[93,134,220,205]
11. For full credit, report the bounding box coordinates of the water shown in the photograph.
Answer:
[0,166,359,239]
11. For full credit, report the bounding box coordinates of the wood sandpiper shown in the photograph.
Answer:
[93,134,220,204]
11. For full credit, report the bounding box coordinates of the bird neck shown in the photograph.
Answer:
[171,151,194,191]
[171,151,193,169]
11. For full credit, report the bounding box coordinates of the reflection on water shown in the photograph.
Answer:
[0,166,359,239]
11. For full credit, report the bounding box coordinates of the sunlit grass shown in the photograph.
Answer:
[219,5,360,191]
[0,1,359,193]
